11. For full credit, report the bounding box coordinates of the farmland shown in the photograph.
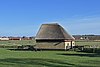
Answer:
[0,40,35,46]
[0,40,100,46]
[76,40,100,46]
[0,40,100,67]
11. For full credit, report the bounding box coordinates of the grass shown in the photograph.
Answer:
[0,40,100,67]
[0,48,100,67]
[0,40,35,46]
[0,40,100,46]
[76,40,100,46]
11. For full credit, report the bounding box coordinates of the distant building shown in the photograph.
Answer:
[8,36,33,40]
[21,37,33,40]
[9,37,21,40]
[35,23,75,50]
[0,37,9,41]
[73,35,100,40]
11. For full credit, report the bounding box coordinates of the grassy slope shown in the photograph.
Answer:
[0,49,100,67]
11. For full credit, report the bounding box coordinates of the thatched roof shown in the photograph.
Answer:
[35,23,75,40]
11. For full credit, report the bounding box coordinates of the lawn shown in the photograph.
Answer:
[0,48,100,67]
[0,40,100,67]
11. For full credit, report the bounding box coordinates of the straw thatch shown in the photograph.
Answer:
[35,23,74,40]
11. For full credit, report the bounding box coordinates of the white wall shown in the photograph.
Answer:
[65,42,71,50]
[72,41,75,46]
[0,38,9,40]
[64,41,75,50]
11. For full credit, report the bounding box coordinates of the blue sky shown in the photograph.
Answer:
[0,0,100,36]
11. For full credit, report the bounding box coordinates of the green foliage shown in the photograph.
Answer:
[83,48,100,53]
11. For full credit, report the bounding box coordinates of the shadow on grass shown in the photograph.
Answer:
[0,58,97,67]
[7,48,38,52]
[0,58,75,67]
[57,52,100,57]
[0,58,96,67]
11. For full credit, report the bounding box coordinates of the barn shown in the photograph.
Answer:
[35,23,75,50]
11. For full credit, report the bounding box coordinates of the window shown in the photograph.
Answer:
[67,43,69,46]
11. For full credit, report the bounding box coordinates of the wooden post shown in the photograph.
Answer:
[93,45,96,53]
[81,47,84,51]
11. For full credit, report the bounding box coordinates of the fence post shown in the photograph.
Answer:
[93,45,96,53]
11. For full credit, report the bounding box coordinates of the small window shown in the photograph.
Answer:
[67,43,69,46]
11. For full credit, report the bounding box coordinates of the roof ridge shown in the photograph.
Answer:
[42,23,59,25]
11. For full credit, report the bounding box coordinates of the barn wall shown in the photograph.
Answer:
[64,41,75,50]
[65,42,71,50]
[0,38,9,41]
[35,42,65,50]
[72,41,75,46]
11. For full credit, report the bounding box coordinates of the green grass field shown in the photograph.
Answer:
[76,41,100,46]
[0,48,100,67]
[0,40,100,46]
[0,40,100,67]
[0,40,35,46]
